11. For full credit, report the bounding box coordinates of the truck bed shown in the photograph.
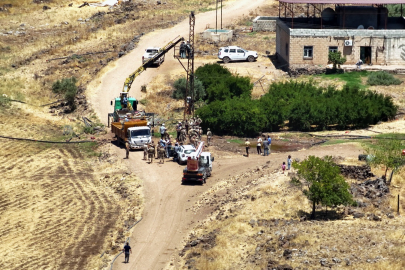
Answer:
[111,119,148,143]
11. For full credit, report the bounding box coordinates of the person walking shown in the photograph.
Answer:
[287,155,292,170]
[267,135,272,154]
[125,142,130,159]
[159,123,166,140]
[256,137,262,155]
[263,139,269,156]
[282,162,286,174]
[123,242,132,263]
[245,139,250,157]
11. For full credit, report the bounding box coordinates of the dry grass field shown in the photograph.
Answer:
[179,161,405,270]
[0,137,144,270]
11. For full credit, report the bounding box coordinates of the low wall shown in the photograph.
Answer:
[252,16,278,32]
[202,29,233,42]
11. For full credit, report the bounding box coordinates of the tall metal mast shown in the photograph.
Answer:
[184,11,195,119]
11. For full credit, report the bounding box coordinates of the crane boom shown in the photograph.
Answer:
[122,35,185,93]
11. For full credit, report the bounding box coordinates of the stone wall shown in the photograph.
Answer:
[252,16,278,32]
[276,19,405,66]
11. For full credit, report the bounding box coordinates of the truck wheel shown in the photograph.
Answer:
[223,57,230,64]
[247,55,255,62]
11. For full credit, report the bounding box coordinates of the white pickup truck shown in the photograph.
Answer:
[142,47,164,66]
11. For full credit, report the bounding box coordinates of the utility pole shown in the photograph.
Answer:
[184,11,195,119]
[216,0,218,34]
[221,0,223,29]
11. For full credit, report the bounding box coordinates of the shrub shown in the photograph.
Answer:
[172,77,205,101]
[0,94,10,109]
[328,51,346,69]
[367,71,402,86]
[52,77,78,110]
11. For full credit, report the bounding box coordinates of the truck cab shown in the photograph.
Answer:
[127,126,152,150]
[182,152,214,184]
[142,47,165,66]
[113,97,138,111]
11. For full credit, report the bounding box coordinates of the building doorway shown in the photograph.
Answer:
[360,46,372,64]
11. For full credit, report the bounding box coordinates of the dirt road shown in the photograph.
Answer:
[88,0,268,124]
[89,1,363,269]
[113,143,362,270]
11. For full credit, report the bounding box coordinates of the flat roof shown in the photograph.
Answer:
[280,0,405,4]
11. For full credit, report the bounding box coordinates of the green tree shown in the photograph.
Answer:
[52,77,78,111]
[364,137,405,180]
[293,156,353,219]
[172,77,205,101]
[328,51,346,69]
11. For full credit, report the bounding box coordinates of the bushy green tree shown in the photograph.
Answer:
[205,76,252,103]
[367,71,402,86]
[364,137,405,179]
[195,63,232,90]
[293,156,353,219]
[197,97,265,136]
[52,77,78,110]
[328,51,346,69]
[172,77,205,101]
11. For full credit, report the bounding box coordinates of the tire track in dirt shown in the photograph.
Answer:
[0,141,124,270]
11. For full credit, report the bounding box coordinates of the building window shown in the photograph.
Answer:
[329,46,338,53]
[285,43,289,56]
[303,46,313,59]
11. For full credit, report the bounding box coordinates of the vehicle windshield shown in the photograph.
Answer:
[130,129,150,137]
[200,156,208,165]
[184,149,196,154]
[146,49,158,54]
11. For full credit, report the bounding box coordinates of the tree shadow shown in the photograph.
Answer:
[297,208,345,221]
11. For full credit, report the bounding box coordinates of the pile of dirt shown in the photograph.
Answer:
[337,164,375,180]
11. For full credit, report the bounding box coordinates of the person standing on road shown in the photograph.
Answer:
[267,135,272,154]
[256,136,262,155]
[125,142,130,159]
[159,123,166,140]
[206,128,212,146]
[176,121,182,141]
[287,155,292,170]
[282,162,286,174]
[123,242,132,263]
[263,139,269,156]
[245,138,250,157]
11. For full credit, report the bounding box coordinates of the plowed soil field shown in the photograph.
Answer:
[0,139,142,270]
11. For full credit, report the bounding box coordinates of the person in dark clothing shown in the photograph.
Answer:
[123,242,132,263]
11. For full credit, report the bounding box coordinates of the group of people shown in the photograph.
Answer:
[142,138,181,164]
[172,116,211,146]
[244,135,272,157]
[179,40,192,59]
[244,136,293,174]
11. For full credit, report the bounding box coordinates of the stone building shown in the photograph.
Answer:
[273,0,405,68]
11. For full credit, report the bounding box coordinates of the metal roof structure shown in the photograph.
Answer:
[279,0,405,4]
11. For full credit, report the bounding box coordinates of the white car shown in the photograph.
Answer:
[176,145,196,165]
[218,46,258,63]
[142,47,164,66]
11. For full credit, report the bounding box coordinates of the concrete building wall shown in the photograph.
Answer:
[276,21,290,66]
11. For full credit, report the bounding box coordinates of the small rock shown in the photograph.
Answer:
[332,257,341,264]
[320,258,328,266]
[190,240,198,247]
[387,213,395,219]
[372,215,381,221]
[43,5,51,10]
[353,212,365,218]
[344,258,351,266]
